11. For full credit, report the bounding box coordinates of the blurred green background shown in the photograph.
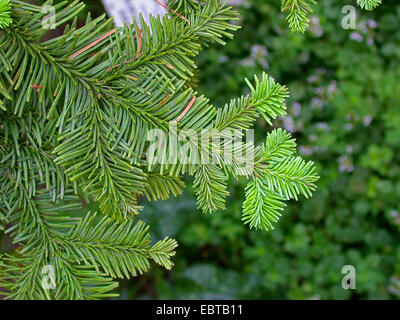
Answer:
[55,0,400,299]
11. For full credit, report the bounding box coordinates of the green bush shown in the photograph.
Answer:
[122,0,400,300]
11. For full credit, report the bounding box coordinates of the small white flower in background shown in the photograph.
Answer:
[390,210,399,218]
[240,57,254,67]
[345,123,354,131]
[363,115,373,126]
[240,44,269,68]
[368,19,378,29]
[349,32,363,42]
[316,122,330,132]
[388,277,400,296]
[299,146,314,156]
[311,97,325,110]
[314,86,325,95]
[327,81,338,97]
[250,44,269,69]
[310,16,323,37]
[291,102,302,117]
[307,68,326,84]
[283,115,295,133]
[308,134,318,142]
[219,55,229,63]
[346,145,353,154]
[358,21,368,33]
[388,210,400,226]
[347,19,377,45]
[338,155,354,173]
[307,75,318,84]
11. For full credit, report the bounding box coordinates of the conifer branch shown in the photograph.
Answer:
[281,0,317,33]
[0,0,320,299]
[281,0,381,32]
[0,0,12,29]
[357,0,382,11]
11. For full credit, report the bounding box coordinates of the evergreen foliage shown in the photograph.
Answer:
[357,0,382,11]
[282,0,383,32]
[281,0,317,33]
[165,0,396,300]
[0,0,318,299]
[0,0,11,29]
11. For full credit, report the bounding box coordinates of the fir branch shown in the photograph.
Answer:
[242,178,286,231]
[144,173,185,201]
[281,0,317,33]
[0,0,12,29]
[261,128,297,162]
[193,164,229,213]
[259,156,318,201]
[357,0,382,11]
[61,213,178,278]
[0,252,119,300]
[246,73,289,125]
[0,0,319,300]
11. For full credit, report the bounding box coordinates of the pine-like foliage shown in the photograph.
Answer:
[281,0,317,33]
[0,0,318,299]
[281,0,382,32]
[0,0,11,29]
[357,0,382,11]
